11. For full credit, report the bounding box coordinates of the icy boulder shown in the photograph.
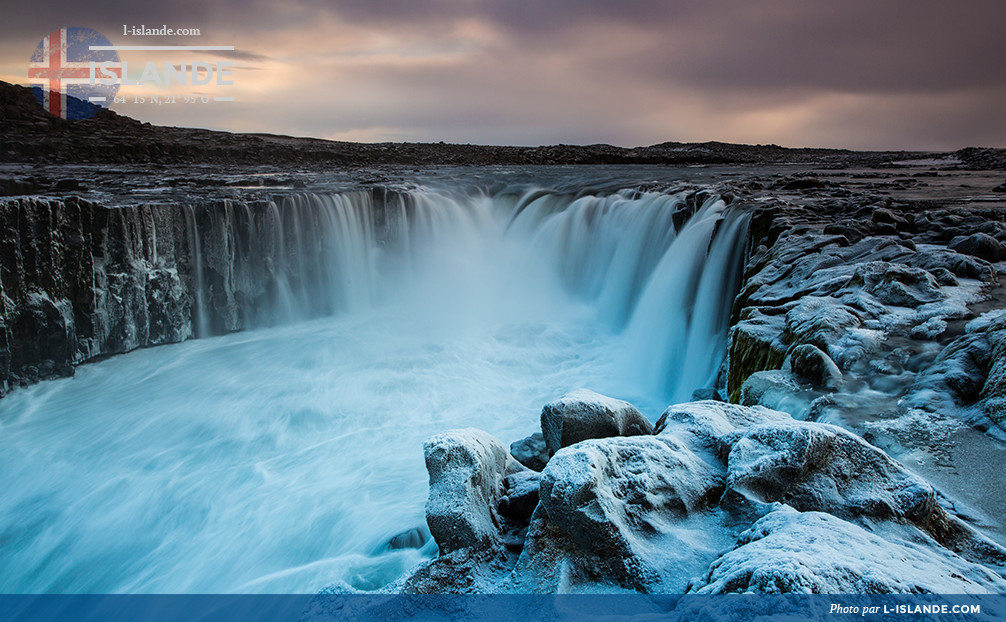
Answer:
[654,400,790,448]
[692,507,1006,594]
[911,310,1006,430]
[396,399,1006,594]
[511,434,728,592]
[722,420,939,524]
[739,370,809,411]
[845,262,943,307]
[539,389,653,456]
[424,428,522,555]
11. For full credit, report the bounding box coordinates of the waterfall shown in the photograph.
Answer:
[0,180,751,593]
[181,186,748,402]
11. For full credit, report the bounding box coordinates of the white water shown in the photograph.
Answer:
[0,184,748,593]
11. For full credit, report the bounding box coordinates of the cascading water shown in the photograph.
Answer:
[0,180,749,593]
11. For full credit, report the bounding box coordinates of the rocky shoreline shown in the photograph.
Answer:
[363,394,1006,593]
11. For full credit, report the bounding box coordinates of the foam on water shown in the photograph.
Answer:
[0,183,749,593]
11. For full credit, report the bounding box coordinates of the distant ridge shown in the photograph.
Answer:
[1,80,1003,169]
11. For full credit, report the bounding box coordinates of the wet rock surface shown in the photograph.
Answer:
[384,397,1006,594]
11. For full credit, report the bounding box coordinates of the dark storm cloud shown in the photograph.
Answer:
[6,0,1006,148]
[15,0,1006,94]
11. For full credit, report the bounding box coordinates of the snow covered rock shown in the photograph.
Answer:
[424,428,522,555]
[782,297,871,370]
[399,399,1006,594]
[691,508,1006,594]
[739,370,810,415]
[845,262,943,307]
[722,420,939,524]
[539,389,653,456]
[654,400,790,449]
[911,310,1006,430]
[512,434,727,592]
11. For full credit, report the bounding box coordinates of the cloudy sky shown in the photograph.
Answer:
[4,0,1005,149]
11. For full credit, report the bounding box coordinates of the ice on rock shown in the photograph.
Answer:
[845,262,944,307]
[512,434,728,592]
[910,316,949,339]
[539,389,653,456]
[912,309,1006,430]
[654,400,790,448]
[404,398,1006,594]
[783,297,866,367]
[784,343,843,390]
[739,370,816,419]
[722,420,940,524]
[691,507,1006,594]
[423,428,523,555]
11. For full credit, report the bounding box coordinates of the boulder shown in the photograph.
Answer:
[722,420,938,524]
[399,401,1006,594]
[784,297,863,359]
[910,316,948,339]
[654,400,790,448]
[514,434,727,592]
[509,432,549,471]
[739,370,808,410]
[950,232,1006,262]
[498,470,541,522]
[785,343,843,390]
[691,508,1006,594]
[845,262,943,307]
[539,389,652,456]
[691,388,724,402]
[424,428,517,555]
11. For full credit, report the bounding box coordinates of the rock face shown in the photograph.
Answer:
[727,225,996,404]
[539,389,654,456]
[394,397,1006,594]
[0,196,193,393]
[423,429,518,555]
[0,190,408,395]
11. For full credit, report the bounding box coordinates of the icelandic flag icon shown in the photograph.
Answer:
[28,27,122,120]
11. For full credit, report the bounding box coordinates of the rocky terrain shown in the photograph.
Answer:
[352,394,1006,594]
[319,167,1006,594]
[3,79,1006,169]
[5,75,1006,595]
